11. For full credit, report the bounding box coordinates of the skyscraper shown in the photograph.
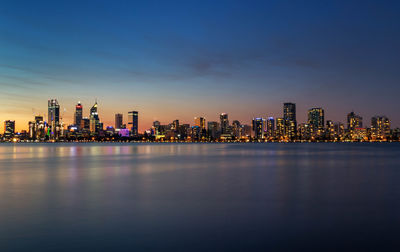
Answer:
[371,116,390,140]
[347,111,363,132]
[35,116,45,140]
[4,120,15,140]
[89,101,100,134]
[276,118,285,139]
[220,113,229,134]
[194,117,206,130]
[115,113,123,129]
[48,99,60,139]
[75,102,83,131]
[207,121,219,140]
[266,117,275,138]
[252,118,265,140]
[283,103,297,139]
[128,111,139,136]
[308,108,325,136]
[232,120,241,138]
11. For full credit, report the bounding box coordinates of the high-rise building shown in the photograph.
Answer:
[220,113,229,134]
[334,122,345,140]
[252,118,265,140]
[34,116,45,140]
[308,108,324,136]
[232,120,241,138]
[172,120,179,131]
[371,116,390,140]
[326,120,335,140]
[89,101,100,134]
[48,99,60,139]
[115,113,123,129]
[128,111,139,136]
[207,121,219,140]
[283,103,297,139]
[81,118,90,131]
[74,102,83,131]
[194,117,206,130]
[266,117,275,138]
[29,121,35,139]
[347,111,363,132]
[276,118,285,139]
[4,120,15,140]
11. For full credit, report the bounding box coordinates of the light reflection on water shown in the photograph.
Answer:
[0,143,400,251]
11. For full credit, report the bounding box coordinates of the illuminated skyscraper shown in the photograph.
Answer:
[252,118,265,140]
[220,113,229,134]
[207,121,219,140]
[283,103,297,139]
[276,118,285,139]
[298,123,311,140]
[194,117,206,130]
[266,117,275,138]
[232,120,241,138]
[128,111,139,136]
[34,116,45,140]
[4,120,15,140]
[334,122,345,140]
[172,120,179,131]
[326,120,335,140]
[115,113,123,129]
[74,102,83,131]
[29,121,35,139]
[48,99,60,139]
[371,116,390,140]
[308,108,325,136]
[347,111,363,132]
[89,101,100,134]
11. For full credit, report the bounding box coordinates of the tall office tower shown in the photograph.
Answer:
[347,111,363,132]
[283,103,297,139]
[220,113,229,134]
[29,121,36,139]
[81,118,90,131]
[308,108,325,136]
[48,99,60,139]
[194,117,206,130]
[207,121,219,139]
[326,120,335,140]
[334,122,345,139]
[128,111,139,136]
[232,120,241,138]
[35,116,45,140]
[89,101,100,134]
[115,113,123,129]
[276,118,285,139]
[172,120,179,131]
[298,123,311,140]
[252,118,265,140]
[371,116,390,139]
[74,102,83,130]
[266,117,275,138]
[4,120,15,140]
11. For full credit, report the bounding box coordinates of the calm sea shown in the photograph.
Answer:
[0,143,399,251]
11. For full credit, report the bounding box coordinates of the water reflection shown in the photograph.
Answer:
[0,143,400,251]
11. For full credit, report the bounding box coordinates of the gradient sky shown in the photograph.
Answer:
[1,0,399,132]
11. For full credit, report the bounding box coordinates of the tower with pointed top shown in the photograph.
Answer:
[89,101,100,135]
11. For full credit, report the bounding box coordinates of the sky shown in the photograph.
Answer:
[0,0,399,132]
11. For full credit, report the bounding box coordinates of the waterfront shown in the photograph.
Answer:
[1,143,400,251]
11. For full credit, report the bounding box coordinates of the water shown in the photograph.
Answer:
[0,143,400,251]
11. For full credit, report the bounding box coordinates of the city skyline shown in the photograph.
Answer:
[1,1,400,132]
[0,98,396,143]
[1,97,398,133]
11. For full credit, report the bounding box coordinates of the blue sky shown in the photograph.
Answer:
[0,0,399,130]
